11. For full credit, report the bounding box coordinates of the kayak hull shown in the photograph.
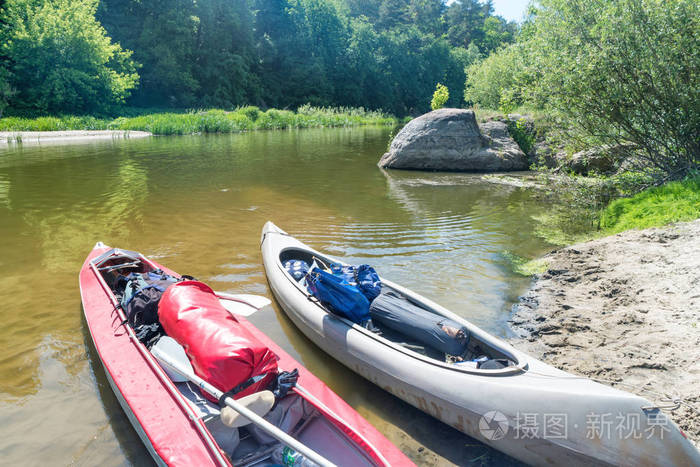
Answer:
[97,353,167,466]
[80,243,412,467]
[261,222,700,467]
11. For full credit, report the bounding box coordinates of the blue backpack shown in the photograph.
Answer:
[355,264,382,301]
[328,263,382,302]
[306,268,371,324]
[119,270,180,327]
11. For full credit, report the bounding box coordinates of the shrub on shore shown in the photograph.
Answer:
[465,0,700,181]
[0,106,396,135]
[430,84,449,111]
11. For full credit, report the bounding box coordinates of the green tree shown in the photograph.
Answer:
[340,16,392,108]
[344,0,381,20]
[528,0,700,176]
[99,0,200,107]
[0,67,15,118]
[253,0,344,108]
[479,16,516,54]
[444,0,487,49]
[1,0,138,114]
[377,0,411,31]
[251,0,294,107]
[464,41,532,109]
[443,43,479,107]
[0,0,521,116]
[431,83,449,110]
[379,27,452,115]
[0,0,12,117]
[194,0,259,107]
[405,0,445,36]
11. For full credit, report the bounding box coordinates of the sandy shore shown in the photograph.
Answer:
[511,220,700,444]
[0,130,151,144]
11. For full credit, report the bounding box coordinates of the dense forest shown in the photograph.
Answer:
[0,0,516,116]
[1,0,696,179]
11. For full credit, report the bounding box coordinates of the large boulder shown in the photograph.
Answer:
[563,144,635,175]
[379,108,528,172]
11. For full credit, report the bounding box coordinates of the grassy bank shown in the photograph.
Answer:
[533,173,700,242]
[600,176,700,234]
[0,105,397,135]
[511,175,700,274]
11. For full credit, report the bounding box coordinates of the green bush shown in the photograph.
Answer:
[1,0,137,114]
[430,83,449,110]
[464,42,532,109]
[466,0,699,180]
[507,118,535,155]
[238,106,261,122]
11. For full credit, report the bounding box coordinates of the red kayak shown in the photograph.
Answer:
[79,242,412,467]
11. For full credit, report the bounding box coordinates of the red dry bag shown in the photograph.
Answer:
[158,281,278,401]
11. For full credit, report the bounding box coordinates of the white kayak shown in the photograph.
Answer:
[261,221,700,466]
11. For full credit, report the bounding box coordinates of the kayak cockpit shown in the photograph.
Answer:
[279,247,524,374]
[177,380,373,466]
[92,247,152,282]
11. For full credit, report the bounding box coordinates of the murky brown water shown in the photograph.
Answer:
[0,128,554,466]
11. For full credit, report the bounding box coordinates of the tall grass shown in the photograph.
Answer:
[600,176,700,233]
[0,106,397,135]
[0,115,110,131]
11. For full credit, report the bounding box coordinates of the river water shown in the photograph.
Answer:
[0,128,555,466]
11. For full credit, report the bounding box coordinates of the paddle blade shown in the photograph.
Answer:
[151,336,192,383]
[217,293,272,317]
[220,390,276,428]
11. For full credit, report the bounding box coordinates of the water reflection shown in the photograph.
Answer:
[28,157,148,272]
[0,174,9,208]
[81,313,156,466]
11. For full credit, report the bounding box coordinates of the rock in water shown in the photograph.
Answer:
[379,108,528,172]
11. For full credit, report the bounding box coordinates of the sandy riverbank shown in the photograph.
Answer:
[0,130,151,144]
[511,220,700,444]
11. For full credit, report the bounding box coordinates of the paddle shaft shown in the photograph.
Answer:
[153,350,337,467]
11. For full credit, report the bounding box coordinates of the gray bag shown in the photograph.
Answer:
[369,291,469,356]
